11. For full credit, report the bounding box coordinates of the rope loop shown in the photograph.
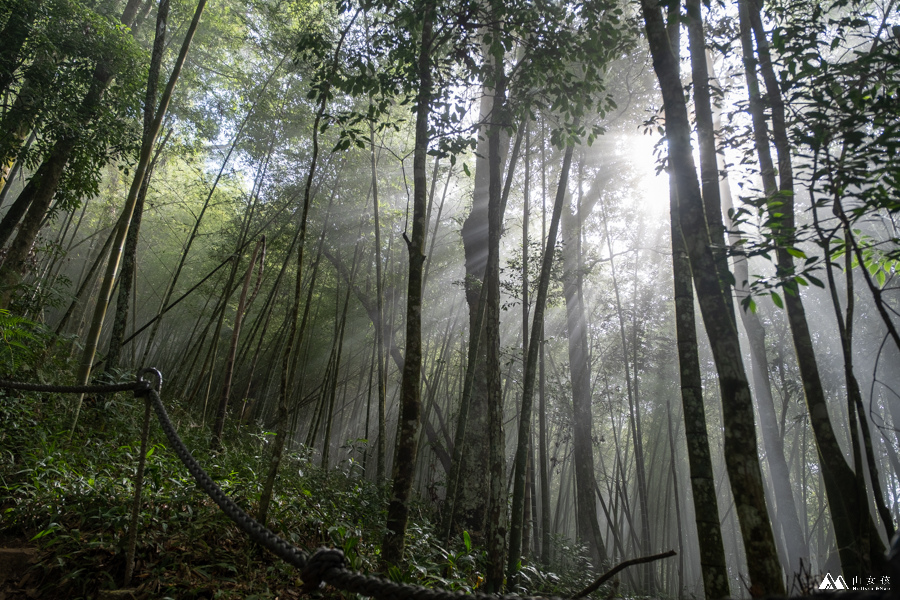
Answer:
[302,547,346,592]
[135,368,163,397]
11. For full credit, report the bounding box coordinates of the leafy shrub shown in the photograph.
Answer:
[0,309,78,380]
[0,310,45,376]
[0,374,608,599]
[0,389,391,598]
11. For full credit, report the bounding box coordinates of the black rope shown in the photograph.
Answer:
[142,384,310,570]
[133,374,900,600]
[0,379,139,394]
[134,371,569,600]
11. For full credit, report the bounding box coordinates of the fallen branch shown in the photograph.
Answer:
[573,549,677,598]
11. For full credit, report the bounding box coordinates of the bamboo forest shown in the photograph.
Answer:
[0,0,898,595]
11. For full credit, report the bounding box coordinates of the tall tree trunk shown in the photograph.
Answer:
[659,41,723,595]
[508,132,577,581]
[454,88,494,543]
[538,123,552,567]
[71,0,205,433]
[639,0,785,593]
[105,129,172,374]
[665,396,685,598]
[521,126,533,560]
[686,0,732,313]
[738,0,886,578]
[380,0,432,565]
[482,40,507,592]
[369,122,388,482]
[563,185,606,570]
[707,54,808,579]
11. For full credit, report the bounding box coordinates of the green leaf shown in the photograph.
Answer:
[31,524,59,541]
[807,274,825,288]
[463,530,471,553]
[786,247,807,259]
[771,291,784,309]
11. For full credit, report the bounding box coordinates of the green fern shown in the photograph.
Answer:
[0,309,42,375]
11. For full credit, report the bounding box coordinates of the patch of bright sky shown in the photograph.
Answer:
[620,132,670,221]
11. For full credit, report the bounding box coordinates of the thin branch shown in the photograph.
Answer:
[573,550,677,599]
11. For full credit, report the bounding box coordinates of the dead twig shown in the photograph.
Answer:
[573,549,677,598]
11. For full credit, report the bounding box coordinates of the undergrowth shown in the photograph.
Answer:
[0,319,602,600]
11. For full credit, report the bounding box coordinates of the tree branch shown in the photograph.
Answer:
[573,550,677,599]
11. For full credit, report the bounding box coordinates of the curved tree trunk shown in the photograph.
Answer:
[72,0,203,433]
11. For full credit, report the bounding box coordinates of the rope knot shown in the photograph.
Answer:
[301,547,345,592]
[135,368,163,397]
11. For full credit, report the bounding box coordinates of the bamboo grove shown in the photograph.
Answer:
[0,0,899,595]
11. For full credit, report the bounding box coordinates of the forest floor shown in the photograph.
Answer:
[0,387,345,599]
[0,329,597,600]
[0,385,593,600]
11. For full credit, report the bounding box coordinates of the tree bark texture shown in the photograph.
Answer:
[563,190,606,570]
[640,0,785,593]
[481,32,507,591]
[380,1,432,565]
[670,183,731,599]
[454,90,496,545]
[738,0,886,578]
